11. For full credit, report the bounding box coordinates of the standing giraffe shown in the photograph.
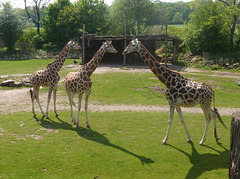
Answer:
[123,39,226,145]
[30,40,81,119]
[64,40,117,128]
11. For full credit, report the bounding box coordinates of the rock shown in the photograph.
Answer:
[217,58,224,64]
[0,80,14,86]
[233,63,240,69]
[9,82,22,87]
[223,58,230,64]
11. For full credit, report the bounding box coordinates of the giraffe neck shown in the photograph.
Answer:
[139,44,182,88]
[80,46,105,77]
[47,44,70,72]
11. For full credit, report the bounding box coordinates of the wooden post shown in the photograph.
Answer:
[229,112,240,179]
[82,24,85,64]
[123,25,127,66]
[173,40,176,64]
[164,24,168,65]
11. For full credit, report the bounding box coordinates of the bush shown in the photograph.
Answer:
[17,26,37,50]
[33,34,44,49]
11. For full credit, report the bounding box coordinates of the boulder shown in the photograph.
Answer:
[0,80,14,86]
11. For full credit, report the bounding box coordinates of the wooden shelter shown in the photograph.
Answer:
[82,33,180,65]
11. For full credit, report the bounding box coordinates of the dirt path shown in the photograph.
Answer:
[0,65,239,115]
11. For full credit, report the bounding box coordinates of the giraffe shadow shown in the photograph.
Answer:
[34,116,154,165]
[167,142,229,178]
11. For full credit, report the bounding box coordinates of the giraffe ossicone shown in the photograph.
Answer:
[123,39,226,145]
[64,40,117,128]
[29,40,81,119]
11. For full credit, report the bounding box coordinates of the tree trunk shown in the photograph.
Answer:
[229,112,240,179]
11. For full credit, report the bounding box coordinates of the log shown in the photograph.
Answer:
[229,112,240,179]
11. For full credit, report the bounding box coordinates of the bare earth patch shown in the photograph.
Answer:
[0,65,239,115]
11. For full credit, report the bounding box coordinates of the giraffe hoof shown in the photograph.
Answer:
[198,142,203,146]
[76,123,79,128]
[215,137,220,142]
[187,139,193,143]
[86,125,91,129]
[162,140,167,145]
[46,116,50,119]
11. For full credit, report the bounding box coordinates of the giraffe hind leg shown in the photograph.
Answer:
[30,89,36,117]
[31,86,45,117]
[211,109,220,142]
[199,107,211,145]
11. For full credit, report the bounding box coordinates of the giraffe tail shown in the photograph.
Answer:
[30,89,34,100]
[72,101,77,108]
[212,92,226,128]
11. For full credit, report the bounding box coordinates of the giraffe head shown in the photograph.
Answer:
[102,40,118,53]
[67,40,81,50]
[122,38,141,55]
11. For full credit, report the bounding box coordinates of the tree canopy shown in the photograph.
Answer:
[0,3,23,50]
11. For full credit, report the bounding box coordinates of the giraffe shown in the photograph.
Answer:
[64,40,117,128]
[29,40,81,119]
[123,39,226,145]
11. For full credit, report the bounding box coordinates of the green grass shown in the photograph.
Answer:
[58,72,240,108]
[0,111,230,178]
[0,59,237,178]
[0,59,76,75]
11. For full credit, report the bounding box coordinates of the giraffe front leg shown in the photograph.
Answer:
[76,94,83,128]
[176,106,192,143]
[46,86,53,119]
[162,105,175,145]
[67,91,76,124]
[53,87,58,117]
[85,91,91,129]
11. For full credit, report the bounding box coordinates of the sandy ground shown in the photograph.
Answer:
[0,64,239,115]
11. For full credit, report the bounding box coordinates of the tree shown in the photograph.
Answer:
[42,0,108,47]
[24,0,49,34]
[154,1,171,29]
[217,0,240,51]
[42,0,72,47]
[172,12,184,24]
[185,0,230,54]
[0,3,23,50]
[108,0,155,35]
[75,0,108,34]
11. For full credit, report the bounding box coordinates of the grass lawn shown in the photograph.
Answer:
[0,59,238,178]
[0,111,230,178]
[0,59,75,76]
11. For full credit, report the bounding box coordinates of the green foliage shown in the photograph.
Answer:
[42,0,73,47]
[185,0,230,54]
[172,12,184,24]
[33,34,44,49]
[75,0,108,35]
[0,3,23,51]
[108,0,155,35]
[42,0,108,47]
[153,1,192,25]
[17,26,37,50]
